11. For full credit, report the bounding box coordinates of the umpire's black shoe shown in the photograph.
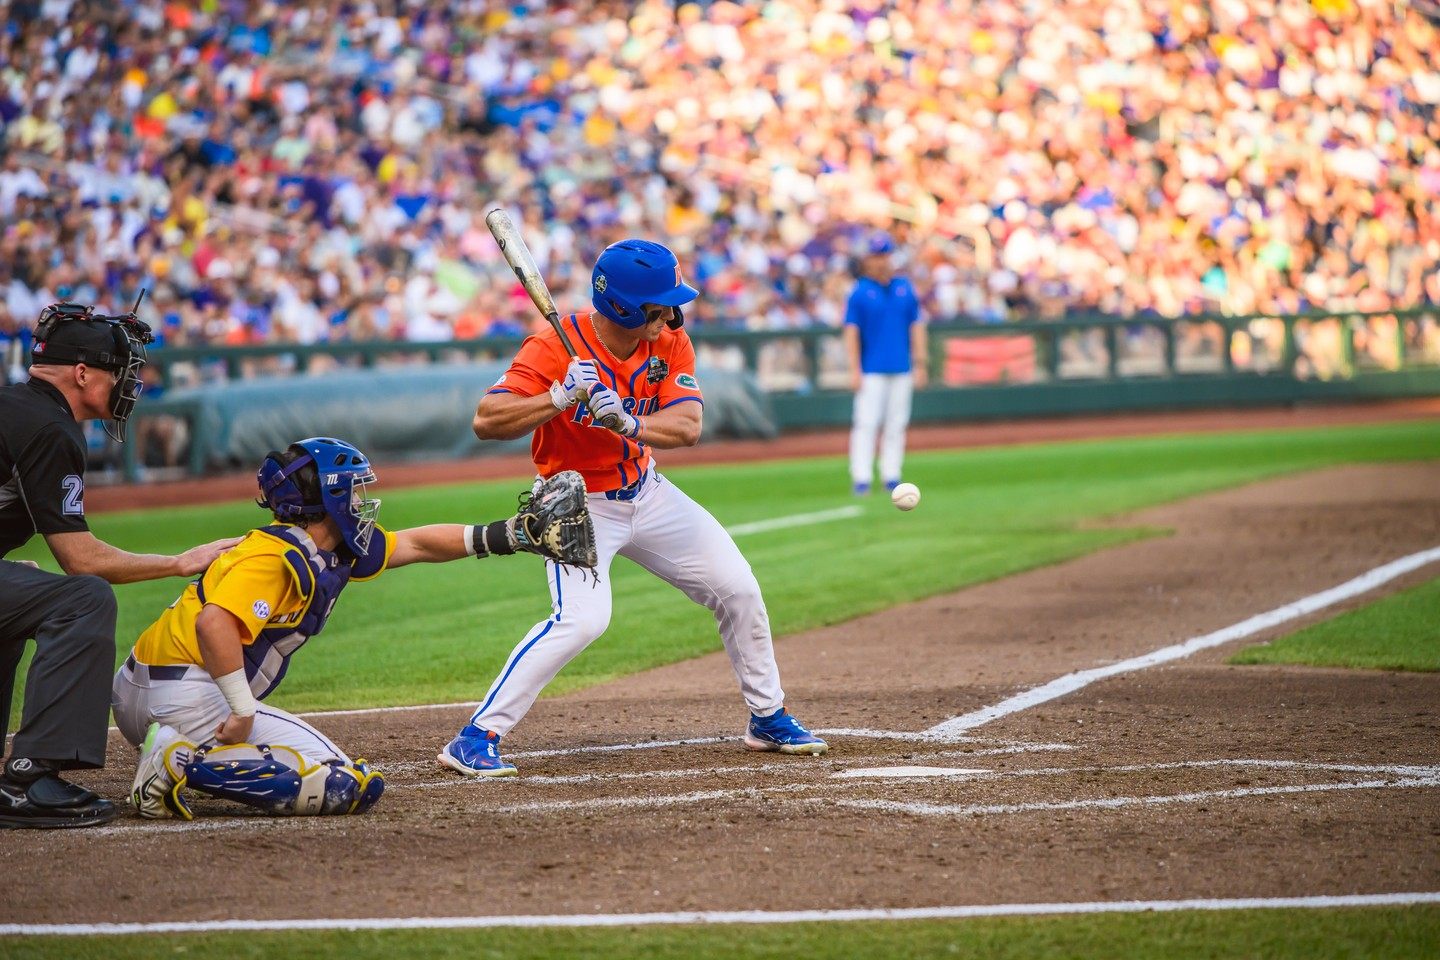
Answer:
[0,757,117,829]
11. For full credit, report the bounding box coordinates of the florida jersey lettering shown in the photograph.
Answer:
[488,313,704,492]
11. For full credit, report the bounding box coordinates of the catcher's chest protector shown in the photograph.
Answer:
[253,525,354,641]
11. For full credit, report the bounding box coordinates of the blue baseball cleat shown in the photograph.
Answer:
[744,707,828,755]
[437,725,518,778]
[884,478,901,492]
[852,482,871,496]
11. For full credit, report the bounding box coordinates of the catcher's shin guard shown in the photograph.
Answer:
[179,743,384,816]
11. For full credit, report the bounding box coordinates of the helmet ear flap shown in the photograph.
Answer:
[256,449,321,522]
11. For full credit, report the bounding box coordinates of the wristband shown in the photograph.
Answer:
[549,380,571,410]
[471,520,516,558]
[214,668,257,718]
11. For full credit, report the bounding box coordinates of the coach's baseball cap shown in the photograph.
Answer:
[865,232,895,256]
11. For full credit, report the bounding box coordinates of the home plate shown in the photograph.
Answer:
[834,766,990,779]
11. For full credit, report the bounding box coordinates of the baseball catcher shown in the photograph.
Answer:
[113,438,594,819]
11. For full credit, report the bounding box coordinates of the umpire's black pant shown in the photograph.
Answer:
[0,559,117,769]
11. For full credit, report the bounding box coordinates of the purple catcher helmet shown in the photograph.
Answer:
[256,437,380,556]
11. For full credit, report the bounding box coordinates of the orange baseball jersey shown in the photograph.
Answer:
[486,313,703,492]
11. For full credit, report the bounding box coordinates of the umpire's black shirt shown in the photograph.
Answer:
[0,379,90,559]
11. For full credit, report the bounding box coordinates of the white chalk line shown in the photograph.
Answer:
[6,892,1438,937]
[829,775,1440,818]
[726,505,863,537]
[390,743,1083,786]
[68,757,1439,838]
[841,758,1440,783]
[927,545,1440,738]
[399,754,1417,791]
[399,760,815,789]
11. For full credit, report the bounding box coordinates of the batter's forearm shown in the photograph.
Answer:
[474,392,564,441]
[634,404,702,449]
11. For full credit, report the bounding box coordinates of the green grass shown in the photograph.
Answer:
[3,906,1437,959]
[1231,576,1440,671]
[7,419,1439,723]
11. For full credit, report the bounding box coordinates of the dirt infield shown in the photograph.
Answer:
[4,458,1437,926]
[89,397,1440,512]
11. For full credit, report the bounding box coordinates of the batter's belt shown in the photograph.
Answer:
[603,469,652,502]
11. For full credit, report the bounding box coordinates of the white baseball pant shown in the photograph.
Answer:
[469,470,786,736]
[850,372,914,487]
[111,657,349,763]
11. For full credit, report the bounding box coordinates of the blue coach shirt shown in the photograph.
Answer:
[845,276,921,374]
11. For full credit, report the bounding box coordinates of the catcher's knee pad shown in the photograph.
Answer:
[321,758,384,815]
[181,744,383,816]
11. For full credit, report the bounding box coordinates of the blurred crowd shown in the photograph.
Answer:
[1,0,1438,356]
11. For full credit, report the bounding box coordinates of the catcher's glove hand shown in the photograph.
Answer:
[511,470,598,568]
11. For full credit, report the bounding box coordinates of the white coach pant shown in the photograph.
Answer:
[850,372,914,488]
[470,470,786,737]
[112,659,349,764]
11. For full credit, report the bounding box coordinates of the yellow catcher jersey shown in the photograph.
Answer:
[131,523,395,696]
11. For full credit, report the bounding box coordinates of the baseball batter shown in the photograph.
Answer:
[114,437,594,819]
[439,239,827,777]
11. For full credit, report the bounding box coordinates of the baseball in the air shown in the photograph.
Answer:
[890,482,921,511]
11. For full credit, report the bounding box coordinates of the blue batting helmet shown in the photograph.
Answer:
[256,437,381,556]
[591,239,699,330]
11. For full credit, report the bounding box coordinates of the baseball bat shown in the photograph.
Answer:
[485,208,623,431]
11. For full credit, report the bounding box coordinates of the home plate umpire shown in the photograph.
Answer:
[0,300,237,828]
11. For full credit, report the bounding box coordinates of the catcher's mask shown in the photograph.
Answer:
[256,437,381,557]
[30,293,153,443]
[591,239,697,330]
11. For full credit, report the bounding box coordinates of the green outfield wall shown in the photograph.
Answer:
[120,308,1440,479]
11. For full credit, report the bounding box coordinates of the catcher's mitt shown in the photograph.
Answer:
[511,470,598,568]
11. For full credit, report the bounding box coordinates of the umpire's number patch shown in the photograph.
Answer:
[253,600,271,620]
[61,475,84,516]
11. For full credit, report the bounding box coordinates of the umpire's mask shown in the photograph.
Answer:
[31,296,155,443]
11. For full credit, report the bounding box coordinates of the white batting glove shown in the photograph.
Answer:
[549,359,602,410]
[583,385,640,438]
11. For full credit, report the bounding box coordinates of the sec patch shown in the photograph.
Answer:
[253,600,271,620]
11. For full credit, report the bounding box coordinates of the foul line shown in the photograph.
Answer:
[927,545,1440,738]
[726,505,863,537]
[830,774,1440,818]
[5,892,1437,937]
[76,757,1437,837]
